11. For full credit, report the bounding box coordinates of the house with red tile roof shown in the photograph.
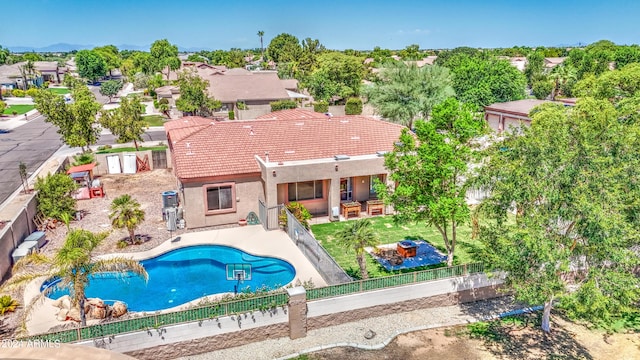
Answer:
[484,99,575,133]
[164,109,404,228]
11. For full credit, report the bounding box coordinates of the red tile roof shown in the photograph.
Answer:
[165,110,406,180]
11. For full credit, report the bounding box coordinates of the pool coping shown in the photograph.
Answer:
[22,225,327,335]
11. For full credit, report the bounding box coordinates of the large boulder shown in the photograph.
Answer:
[111,301,128,318]
[56,309,69,322]
[89,305,107,319]
[52,295,71,310]
[66,308,81,322]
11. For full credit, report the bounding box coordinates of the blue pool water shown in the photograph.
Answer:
[42,245,296,311]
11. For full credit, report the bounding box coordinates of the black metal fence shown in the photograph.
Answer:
[284,207,352,285]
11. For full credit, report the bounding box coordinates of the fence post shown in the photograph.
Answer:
[286,287,307,340]
[77,327,81,341]
[464,264,468,275]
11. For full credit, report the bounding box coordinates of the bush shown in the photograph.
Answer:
[34,172,78,221]
[12,110,17,116]
[279,202,312,230]
[12,89,25,97]
[0,100,6,114]
[159,98,169,105]
[532,80,553,100]
[43,81,50,89]
[26,88,39,98]
[270,99,297,112]
[0,295,19,315]
[236,101,247,110]
[72,152,95,166]
[228,110,235,120]
[313,100,329,113]
[345,97,363,115]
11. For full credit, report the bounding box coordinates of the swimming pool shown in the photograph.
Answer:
[42,245,296,312]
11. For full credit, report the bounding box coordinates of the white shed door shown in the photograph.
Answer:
[106,155,122,174]
[123,154,137,174]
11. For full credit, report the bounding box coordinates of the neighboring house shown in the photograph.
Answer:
[164,109,405,229]
[544,57,566,69]
[206,71,294,111]
[484,99,551,133]
[0,61,67,90]
[413,55,438,67]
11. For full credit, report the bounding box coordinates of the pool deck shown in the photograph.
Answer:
[23,225,326,335]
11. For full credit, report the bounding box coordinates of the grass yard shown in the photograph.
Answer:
[96,145,167,154]
[2,104,35,115]
[311,216,479,278]
[47,87,70,95]
[142,115,166,126]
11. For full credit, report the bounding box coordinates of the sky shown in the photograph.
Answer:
[2,0,639,51]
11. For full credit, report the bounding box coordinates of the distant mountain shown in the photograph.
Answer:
[8,43,93,53]
[6,43,211,53]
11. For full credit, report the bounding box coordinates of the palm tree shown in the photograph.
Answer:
[109,194,145,244]
[335,218,379,279]
[1,229,147,327]
[257,31,265,61]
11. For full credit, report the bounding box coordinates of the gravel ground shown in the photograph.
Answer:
[178,296,523,360]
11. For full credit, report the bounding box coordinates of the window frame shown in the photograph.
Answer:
[287,180,325,202]
[203,182,236,215]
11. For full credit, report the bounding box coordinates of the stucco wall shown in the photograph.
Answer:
[92,149,171,176]
[0,193,38,281]
[182,176,264,228]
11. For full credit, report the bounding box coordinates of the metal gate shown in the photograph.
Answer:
[152,150,168,169]
[258,200,281,230]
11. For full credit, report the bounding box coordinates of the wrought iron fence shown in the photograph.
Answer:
[284,207,352,285]
[258,200,281,230]
[306,262,484,301]
[21,291,288,344]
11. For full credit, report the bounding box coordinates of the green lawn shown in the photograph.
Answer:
[310,216,479,278]
[96,145,167,154]
[142,115,166,126]
[3,104,35,115]
[47,87,70,95]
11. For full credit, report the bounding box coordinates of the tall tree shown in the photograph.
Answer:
[75,49,107,83]
[150,39,180,80]
[175,69,221,116]
[99,80,123,103]
[0,45,9,64]
[99,95,148,150]
[365,62,454,129]
[257,30,265,60]
[398,44,422,60]
[303,52,365,102]
[376,98,484,266]
[549,63,576,100]
[267,33,302,64]
[109,194,146,244]
[33,82,101,151]
[335,218,379,280]
[1,229,147,326]
[446,54,526,109]
[524,50,545,87]
[93,45,121,78]
[474,99,640,332]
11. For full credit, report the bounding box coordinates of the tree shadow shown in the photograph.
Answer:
[460,303,594,359]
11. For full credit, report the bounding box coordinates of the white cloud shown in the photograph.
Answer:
[396,29,431,35]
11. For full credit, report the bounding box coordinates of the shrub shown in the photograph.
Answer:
[345,97,363,115]
[532,80,553,100]
[159,98,169,105]
[12,110,17,116]
[43,81,50,89]
[279,202,312,230]
[313,100,329,113]
[34,172,78,221]
[0,295,19,315]
[12,89,25,97]
[270,99,297,112]
[72,152,95,166]
[153,100,159,109]
[0,100,6,114]
[26,88,39,98]
[228,110,235,120]
[236,101,247,110]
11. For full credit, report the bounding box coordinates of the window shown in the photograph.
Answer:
[288,181,323,201]
[204,183,235,214]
